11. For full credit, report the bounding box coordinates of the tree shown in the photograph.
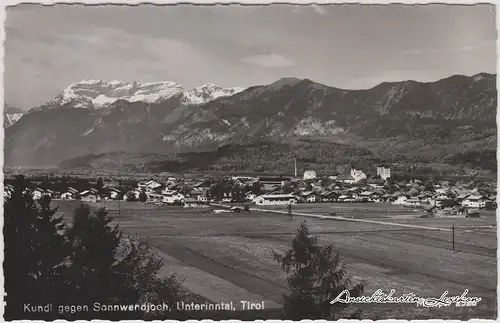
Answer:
[139,190,148,202]
[209,183,223,201]
[126,191,138,202]
[63,205,122,313]
[272,221,364,320]
[63,205,188,319]
[4,175,188,320]
[96,177,104,193]
[251,182,262,195]
[3,175,67,320]
[283,182,294,194]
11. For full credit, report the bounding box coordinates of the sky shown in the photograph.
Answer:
[4,4,497,110]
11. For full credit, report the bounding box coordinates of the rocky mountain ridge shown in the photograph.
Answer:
[36,79,245,110]
[5,73,497,172]
[4,104,24,129]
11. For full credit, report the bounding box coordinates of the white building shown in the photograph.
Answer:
[197,195,209,203]
[303,170,317,180]
[162,191,185,204]
[254,193,297,206]
[182,198,209,208]
[404,198,421,206]
[376,165,391,180]
[80,190,99,202]
[392,195,408,205]
[300,191,318,203]
[461,196,487,208]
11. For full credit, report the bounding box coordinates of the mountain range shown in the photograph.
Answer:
[4,104,24,129]
[5,74,497,174]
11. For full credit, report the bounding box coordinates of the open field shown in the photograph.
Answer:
[53,200,497,319]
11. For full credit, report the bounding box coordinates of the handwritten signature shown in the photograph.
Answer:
[330,289,481,308]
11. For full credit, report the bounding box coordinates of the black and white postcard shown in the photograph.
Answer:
[2,2,497,321]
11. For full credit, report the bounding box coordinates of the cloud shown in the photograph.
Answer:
[240,53,295,68]
[402,40,495,56]
[402,49,423,55]
[311,5,327,15]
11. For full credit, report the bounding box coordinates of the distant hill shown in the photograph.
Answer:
[5,74,497,174]
[59,139,376,174]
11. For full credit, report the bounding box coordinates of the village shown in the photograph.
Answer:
[5,164,497,217]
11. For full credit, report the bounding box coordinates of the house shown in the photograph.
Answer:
[300,191,319,203]
[320,191,339,202]
[406,187,420,197]
[80,190,99,202]
[89,188,99,195]
[146,180,163,192]
[455,194,470,204]
[61,187,79,200]
[259,177,288,186]
[138,180,163,193]
[367,179,385,188]
[306,194,318,203]
[417,193,433,204]
[358,191,380,202]
[404,198,421,206]
[197,195,209,203]
[336,174,356,184]
[337,194,355,203]
[162,190,185,204]
[254,193,297,206]
[188,188,203,199]
[182,198,209,208]
[393,195,409,205]
[108,188,121,200]
[461,196,487,209]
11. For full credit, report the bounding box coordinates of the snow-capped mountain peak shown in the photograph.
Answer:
[4,104,24,128]
[52,79,184,109]
[40,80,245,110]
[182,83,245,105]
